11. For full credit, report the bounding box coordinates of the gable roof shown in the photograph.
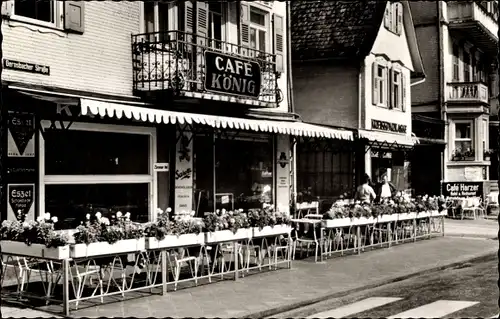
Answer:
[291,1,388,61]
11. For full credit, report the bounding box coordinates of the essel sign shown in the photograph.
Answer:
[204,51,261,98]
[441,182,483,198]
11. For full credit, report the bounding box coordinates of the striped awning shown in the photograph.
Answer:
[81,98,354,140]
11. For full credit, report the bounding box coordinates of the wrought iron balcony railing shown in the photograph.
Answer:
[447,82,489,104]
[131,31,282,107]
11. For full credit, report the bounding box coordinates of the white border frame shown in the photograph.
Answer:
[38,121,158,222]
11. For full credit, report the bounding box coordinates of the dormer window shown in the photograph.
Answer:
[384,2,403,35]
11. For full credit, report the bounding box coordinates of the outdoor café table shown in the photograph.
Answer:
[290,218,324,262]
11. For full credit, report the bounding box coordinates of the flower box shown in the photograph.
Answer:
[146,233,205,249]
[416,211,431,218]
[0,240,70,260]
[252,225,292,237]
[398,213,414,221]
[71,238,146,258]
[322,218,351,228]
[205,228,252,243]
[351,217,376,226]
[431,210,447,217]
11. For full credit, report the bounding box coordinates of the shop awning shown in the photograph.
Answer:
[358,129,419,147]
[80,99,354,140]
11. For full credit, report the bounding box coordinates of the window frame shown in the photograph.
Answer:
[12,0,62,29]
[462,50,471,82]
[248,5,270,53]
[374,63,388,108]
[453,120,474,155]
[452,43,460,81]
[140,1,176,36]
[208,2,226,50]
[384,2,403,35]
[390,67,403,110]
[38,121,158,222]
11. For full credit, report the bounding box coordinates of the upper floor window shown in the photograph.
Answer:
[14,0,55,24]
[249,7,268,53]
[372,62,388,107]
[144,1,170,42]
[390,69,403,110]
[452,44,460,81]
[462,51,471,82]
[384,2,403,35]
[208,2,224,49]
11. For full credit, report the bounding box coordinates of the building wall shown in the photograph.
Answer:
[2,1,141,97]
[292,63,359,129]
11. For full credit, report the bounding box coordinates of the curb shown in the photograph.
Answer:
[239,252,497,319]
[445,233,498,240]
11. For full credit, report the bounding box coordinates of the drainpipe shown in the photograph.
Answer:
[438,1,446,183]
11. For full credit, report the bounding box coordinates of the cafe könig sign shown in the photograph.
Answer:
[204,51,261,98]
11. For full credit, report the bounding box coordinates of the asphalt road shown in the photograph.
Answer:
[272,253,498,318]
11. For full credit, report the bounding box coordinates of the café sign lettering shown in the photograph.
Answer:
[441,182,483,198]
[3,59,50,76]
[372,119,407,134]
[204,51,261,98]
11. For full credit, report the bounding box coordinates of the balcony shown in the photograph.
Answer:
[412,114,445,143]
[447,1,498,57]
[447,82,489,105]
[132,31,282,108]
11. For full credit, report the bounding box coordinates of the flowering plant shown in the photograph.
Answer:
[74,211,144,245]
[248,207,291,229]
[144,208,204,240]
[203,209,250,234]
[0,211,68,248]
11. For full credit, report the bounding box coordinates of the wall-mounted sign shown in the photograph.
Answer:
[372,119,407,134]
[276,135,290,214]
[7,184,35,221]
[8,112,35,157]
[153,163,169,172]
[3,59,50,76]
[442,182,483,198]
[174,126,193,213]
[204,51,261,98]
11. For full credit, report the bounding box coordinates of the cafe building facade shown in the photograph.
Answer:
[291,1,425,207]
[1,0,353,225]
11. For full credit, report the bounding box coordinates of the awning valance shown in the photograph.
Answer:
[80,98,354,140]
[358,129,418,147]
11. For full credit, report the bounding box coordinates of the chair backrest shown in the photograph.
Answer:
[296,201,320,219]
[292,220,321,240]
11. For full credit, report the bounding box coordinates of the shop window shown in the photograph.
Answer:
[384,2,403,35]
[454,121,473,157]
[41,122,155,229]
[215,136,273,211]
[452,44,460,81]
[14,0,55,24]
[373,62,388,107]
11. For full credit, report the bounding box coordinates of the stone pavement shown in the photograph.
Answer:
[445,218,498,239]
[2,236,495,318]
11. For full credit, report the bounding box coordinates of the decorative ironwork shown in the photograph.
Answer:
[131,31,281,107]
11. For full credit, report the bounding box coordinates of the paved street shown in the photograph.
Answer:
[1,236,497,318]
[445,218,498,239]
[274,254,498,318]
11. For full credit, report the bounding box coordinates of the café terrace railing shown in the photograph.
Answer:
[131,31,281,107]
[447,82,489,104]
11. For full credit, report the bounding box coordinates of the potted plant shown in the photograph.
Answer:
[451,148,475,161]
[0,211,70,260]
[144,208,205,249]
[203,209,252,243]
[71,212,145,258]
[484,149,494,161]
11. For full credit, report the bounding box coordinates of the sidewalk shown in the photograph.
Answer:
[3,236,495,318]
[444,218,498,239]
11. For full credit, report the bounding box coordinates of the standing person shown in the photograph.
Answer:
[376,170,397,202]
[355,174,377,204]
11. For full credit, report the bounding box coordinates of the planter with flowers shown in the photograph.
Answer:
[203,209,252,243]
[71,212,145,258]
[0,211,70,260]
[322,204,351,228]
[145,208,205,249]
[248,207,292,237]
[484,149,494,161]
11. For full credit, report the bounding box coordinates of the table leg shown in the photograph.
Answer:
[62,258,69,317]
[234,242,239,281]
[320,227,324,262]
[357,226,361,255]
[441,216,445,236]
[413,219,417,242]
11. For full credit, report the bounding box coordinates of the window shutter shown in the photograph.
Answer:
[388,4,393,31]
[402,72,407,112]
[240,3,250,48]
[1,0,13,17]
[389,68,394,109]
[372,62,379,105]
[396,3,403,35]
[273,14,284,73]
[184,1,195,48]
[64,1,85,33]
[196,1,208,46]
